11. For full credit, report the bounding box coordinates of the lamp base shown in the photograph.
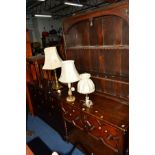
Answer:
[83,100,93,108]
[83,95,93,108]
[66,95,75,103]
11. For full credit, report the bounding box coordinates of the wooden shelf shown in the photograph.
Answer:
[26,54,44,62]
[79,70,128,84]
[92,75,129,85]
[66,45,129,50]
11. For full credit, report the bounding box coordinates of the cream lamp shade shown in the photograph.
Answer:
[77,73,95,108]
[59,60,80,103]
[42,46,62,91]
[42,46,62,70]
[77,73,95,94]
[59,60,80,83]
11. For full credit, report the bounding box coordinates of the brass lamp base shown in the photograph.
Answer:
[52,69,62,90]
[66,95,75,103]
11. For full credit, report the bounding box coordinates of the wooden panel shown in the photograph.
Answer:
[104,49,122,76]
[89,17,103,45]
[102,16,115,45]
[65,20,90,46]
[121,49,129,76]
[113,16,123,44]
[122,20,129,45]
[104,80,115,96]
[92,77,128,102]
[120,83,129,100]
[66,47,129,102]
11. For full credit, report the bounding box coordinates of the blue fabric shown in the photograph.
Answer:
[26,114,84,155]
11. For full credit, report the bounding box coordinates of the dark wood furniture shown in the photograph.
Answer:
[62,1,129,154]
[60,90,128,155]
[63,1,129,105]
[26,1,129,155]
[26,54,69,140]
[26,55,45,115]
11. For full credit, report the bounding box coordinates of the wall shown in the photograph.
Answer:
[26,17,62,47]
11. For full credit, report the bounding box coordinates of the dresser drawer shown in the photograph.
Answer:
[62,103,83,130]
[81,113,103,139]
[100,123,122,152]
[82,113,122,152]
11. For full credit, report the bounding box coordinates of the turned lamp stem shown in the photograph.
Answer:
[52,69,62,90]
[66,83,75,102]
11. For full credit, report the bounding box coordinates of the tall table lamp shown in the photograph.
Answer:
[77,73,95,108]
[42,46,62,91]
[59,60,80,103]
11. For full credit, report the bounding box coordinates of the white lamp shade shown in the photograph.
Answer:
[77,73,95,94]
[59,60,80,83]
[42,46,62,70]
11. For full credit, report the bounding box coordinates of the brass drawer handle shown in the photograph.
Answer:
[97,120,102,126]
[100,137,119,152]
[74,116,80,120]
[62,107,66,112]
[107,134,113,140]
[72,120,76,126]
[86,120,91,126]
[90,126,95,131]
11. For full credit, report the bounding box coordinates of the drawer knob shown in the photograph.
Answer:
[104,130,108,133]
[121,124,125,128]
[100,115,103,119]
[98,126,101,130]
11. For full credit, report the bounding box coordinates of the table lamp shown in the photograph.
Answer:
[77,73,95,108]
[59,60,80,103]
[42,46,62,91]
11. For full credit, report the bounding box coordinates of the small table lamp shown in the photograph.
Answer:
[77,73,95,108]
[42,46,62,91]
[59,60,80,103]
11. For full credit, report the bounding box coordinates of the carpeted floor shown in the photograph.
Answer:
[26,114,85,155]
